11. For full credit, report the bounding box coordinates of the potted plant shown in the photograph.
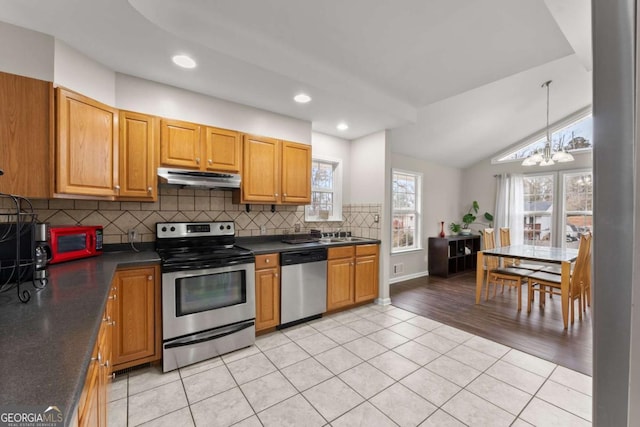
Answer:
[450,201,493,235]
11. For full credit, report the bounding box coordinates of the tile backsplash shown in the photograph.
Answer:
[17,187,381,245]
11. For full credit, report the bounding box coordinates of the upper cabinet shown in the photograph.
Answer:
[56,88,119,198]
[237,135,311,205]
[160,119,201,169]
[160,119,241,173]
[0,72,53,198]
[119,111,158,200]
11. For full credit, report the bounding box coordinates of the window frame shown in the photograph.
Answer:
[304,155,343,222]
[391,168,422,253]
[522,172,555,245]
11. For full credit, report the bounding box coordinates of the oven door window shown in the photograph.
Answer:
[175,270,246,316]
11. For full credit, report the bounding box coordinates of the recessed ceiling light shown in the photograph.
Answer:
[172,55,197,69]
[337,123,349,131]
[294,93,312,103]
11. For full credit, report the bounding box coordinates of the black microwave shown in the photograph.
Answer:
[0,222,35,285]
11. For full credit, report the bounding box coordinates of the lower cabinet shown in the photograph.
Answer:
[78,285,115,427]
[327,244,379,311]
[255,253,280,332]
[112,265,162,370]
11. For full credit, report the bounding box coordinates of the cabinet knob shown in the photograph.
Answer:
[148,275,153,281]
[109,320,116,327]
[114,185,120,192]
[101,359,110,368]
[208,159,213,165]
[274,193,279,197]
[274,273,278,278]
[108,294,117,300]
[112,373,116,380]
[265,259,270,263]
[112,287,117,292]
[147,187,152,193]
[283,193,287,198]
[196,157,200,164]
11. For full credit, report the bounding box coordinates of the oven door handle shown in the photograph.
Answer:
[164,321,255,349]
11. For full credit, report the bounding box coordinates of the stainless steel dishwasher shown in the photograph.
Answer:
[280,248,328,326]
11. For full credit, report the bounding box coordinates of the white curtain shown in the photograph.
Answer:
[493,173,524,246]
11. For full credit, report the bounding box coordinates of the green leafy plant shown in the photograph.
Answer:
[450,201,494,233]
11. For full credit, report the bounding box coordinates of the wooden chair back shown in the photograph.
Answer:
[571,232,592,299]
[499,227,518,267]
[482,228,499,270]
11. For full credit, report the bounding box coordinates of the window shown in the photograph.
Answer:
[522,174,554,245]
[518,170,593,248]
[495,112,593,163]
[305,157,342,222]
[392,169,421,252]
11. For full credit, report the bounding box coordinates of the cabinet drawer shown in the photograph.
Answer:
[256,253,279,269]
[328,246,355,259]
[355,244,378,256]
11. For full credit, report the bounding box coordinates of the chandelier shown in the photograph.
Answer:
[522,80,575,166]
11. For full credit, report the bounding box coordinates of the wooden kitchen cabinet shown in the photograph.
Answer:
[204,126,241,172]
[160,119,202,169]
[112,265,162,371]
[0,71,53,198]
[78,285,115,427]
[237,135,311,205]
[56,87,119,198]
[160,119,241,173]
[327,246,355,310]
[255,253,280,332]
[327,244,379,311]
[355,244,379,302]
[118,111,159,201]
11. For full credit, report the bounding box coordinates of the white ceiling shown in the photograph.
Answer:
[0,0,591,168]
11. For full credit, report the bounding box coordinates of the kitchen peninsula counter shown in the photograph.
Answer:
[0,251,160,426]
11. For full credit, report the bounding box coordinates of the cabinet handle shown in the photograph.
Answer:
[148,275,153,281]
[109,320,116,327]
[208,159,213,165]
[147,187,152,193]
[93,352,102,363]
[108,294,117,300]
[195,157,200,164]
[101,359,110,368]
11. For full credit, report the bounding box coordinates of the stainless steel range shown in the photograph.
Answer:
[155,221,255,372]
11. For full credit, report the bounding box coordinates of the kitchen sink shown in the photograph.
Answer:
[320,237,369,243]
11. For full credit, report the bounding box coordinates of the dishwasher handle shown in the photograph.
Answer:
[280,248,328,265]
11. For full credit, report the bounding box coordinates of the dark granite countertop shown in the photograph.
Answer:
[236,235,381,255]
[0,251,160,426]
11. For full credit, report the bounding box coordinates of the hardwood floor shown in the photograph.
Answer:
[390,271,592,375]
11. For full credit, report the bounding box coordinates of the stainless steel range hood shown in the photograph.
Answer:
[158,167,241,189]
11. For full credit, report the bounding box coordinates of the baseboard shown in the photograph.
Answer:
[389,270,429,284]
[375,297,392,306]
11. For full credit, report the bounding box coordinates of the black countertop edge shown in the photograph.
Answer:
[0,251,160,427]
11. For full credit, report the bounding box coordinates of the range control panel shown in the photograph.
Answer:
[156,222,235,239]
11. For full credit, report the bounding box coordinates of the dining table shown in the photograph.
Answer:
[476,245,579,329]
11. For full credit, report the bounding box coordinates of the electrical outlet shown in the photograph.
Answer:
[128,229,138,242]
[260,226,267,235]
[294,223,301,232]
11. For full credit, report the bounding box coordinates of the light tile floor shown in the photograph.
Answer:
[107,304,592,426]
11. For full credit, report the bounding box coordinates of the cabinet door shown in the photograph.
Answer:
[204,127,241,173]
[119,111,158,200]
[255,267,280,331]
[281,141,311,204]
[241,134,280,203]
[355,254,379,303]
[112,267,158,368]
[327,257,354,310]
[0,72,53,198]
[78,344,99,427]
[160,119,202,169]
[56,88,118,197]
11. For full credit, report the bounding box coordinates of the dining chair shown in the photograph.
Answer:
[498,227,543,272]
[482,228,534,311]
[526,232,592,324]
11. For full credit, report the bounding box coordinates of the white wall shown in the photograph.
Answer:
[350,131,386,203]
[116,74,311,144]
[0,21,53,81]
[54,40,116,105]
[311,132,351,203]
[389,153,462,282]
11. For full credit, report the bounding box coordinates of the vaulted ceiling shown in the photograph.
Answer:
[0,0,591,168]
